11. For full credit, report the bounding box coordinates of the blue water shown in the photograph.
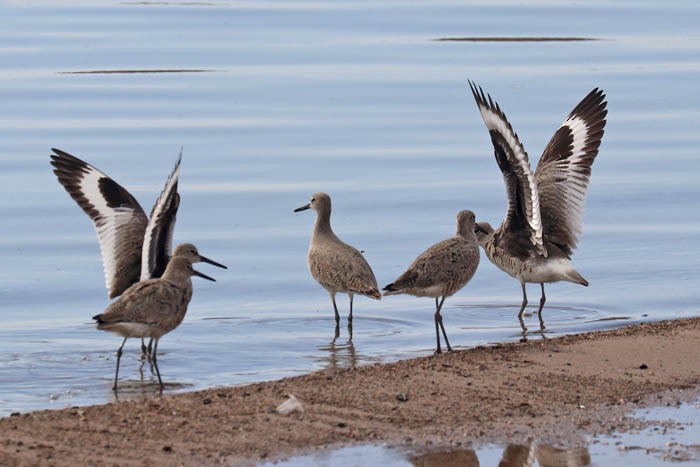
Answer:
[1,1,699,415]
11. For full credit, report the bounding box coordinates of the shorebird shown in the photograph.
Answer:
[50,149,227,355]
[467,81,607,330]
[93,254,215,391]
[294,192,381,332]
[383,210,480,353]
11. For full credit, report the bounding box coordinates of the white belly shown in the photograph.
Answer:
[518,257,577,284]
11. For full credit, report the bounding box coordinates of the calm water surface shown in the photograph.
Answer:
[1,1,699,415]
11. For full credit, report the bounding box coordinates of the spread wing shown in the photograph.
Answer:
[50,148,148,298]
[140,151,182,280]
[468,81,545,257]
[534,88,607,256]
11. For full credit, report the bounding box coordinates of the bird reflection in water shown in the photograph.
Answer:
[409,441,590,467]
[316,332,357,370]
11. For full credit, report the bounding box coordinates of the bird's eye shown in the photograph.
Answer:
[311,198,315,202]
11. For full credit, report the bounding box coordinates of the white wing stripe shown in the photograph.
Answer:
[79,167,122,293]
[140,156,181,280]
[478,104,544,251]
[565,115,589,162]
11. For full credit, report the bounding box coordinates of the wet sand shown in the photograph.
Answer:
[1,317,699,466]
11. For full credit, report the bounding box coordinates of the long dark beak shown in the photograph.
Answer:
[294,203,311,212]
[192,267,216,282]
[199,254,227,269]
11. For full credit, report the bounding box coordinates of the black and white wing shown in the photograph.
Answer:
[140,152,182,281]
[468,81,545,257]
[534,88,607,256]
[50,148,148,298]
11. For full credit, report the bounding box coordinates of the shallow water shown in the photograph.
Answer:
[263,398,700,466]
[1,1,699,414]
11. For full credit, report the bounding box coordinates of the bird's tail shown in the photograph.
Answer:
[366,288,382,300]
[92,313,105,324]
[567,270,589,287]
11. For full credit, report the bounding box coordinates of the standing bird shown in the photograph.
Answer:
[468,81,607,331]
[294,192,381,333]
[383,210,480,354]
[50,149,227,355]
[93,254,215,391]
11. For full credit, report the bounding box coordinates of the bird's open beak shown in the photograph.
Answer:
[199,255,227,269]
[192,268,216,282]
[294,203,311,212]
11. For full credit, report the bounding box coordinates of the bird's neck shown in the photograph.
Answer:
[312,210,333,239]
[457,225,475,240]
[162,269,190,287]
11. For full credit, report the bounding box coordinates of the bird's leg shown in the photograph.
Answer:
[140,338,148,361]
[113,337,128,392]
[518,314,528,342]
[434,297,442,354]
[147,338,153,359]
[518,282,528,330]
[347,293,355,335]
[151,339,163,392]
[348,293,354,324]
[537,283,547,326]
[330,293,340,327]
[436,296,452,352]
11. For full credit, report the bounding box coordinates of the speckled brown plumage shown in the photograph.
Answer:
[384,210,480,353]
[295,192,380,331]
[93,252,215,391]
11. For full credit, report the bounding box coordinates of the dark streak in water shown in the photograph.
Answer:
[58,69,217,75]
[588,316,632,322]
[121,2,219,5]
[435,37,599,42]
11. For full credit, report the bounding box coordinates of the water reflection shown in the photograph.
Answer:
[410,442,590,467]
[316,334,357,370]
[411,448,479,466]
[108,378,191,401]
[268,441,594,466]
[535,444,591,467]
[498,443,535,467]
[455,303,611,342]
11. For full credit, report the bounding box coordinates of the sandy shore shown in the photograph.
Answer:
[2,317,700,466]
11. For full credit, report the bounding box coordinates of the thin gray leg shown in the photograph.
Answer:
[113,337,128,392]
[330,293,340,326]
[436,296,452,352]
[518,282,529,333]
[518,314,528,341]
[348,293,354,323]
[140,338,147,360]
[434,297,442,354]
[151,339,163,391]
[537,283,546,314]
